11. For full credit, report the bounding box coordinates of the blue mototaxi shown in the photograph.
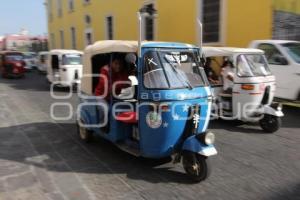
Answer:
[77,40,217,182]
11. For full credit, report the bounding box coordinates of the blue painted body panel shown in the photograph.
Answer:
[182,135,216,154]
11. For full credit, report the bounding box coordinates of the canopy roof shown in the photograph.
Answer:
[85,40,138,55]
[84,40,197,56]
[203,47,264,57]
[50,49,83,55]
[250,40,300,45]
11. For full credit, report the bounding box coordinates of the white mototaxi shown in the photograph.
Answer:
[202,47,284,133]
[47,49,83,88]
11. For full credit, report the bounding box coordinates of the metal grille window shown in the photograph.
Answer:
[85,15,92,26]
[69,0,74,12]
[145,4,155,41]
[85,31,93,46]
[51,33,55,49]
[60,30,64,49]
[71,27,76,49]
[201,0,220,43]
[48,0,53,21]
[57,0,62,17]
[273,11,300,41]
[106,16,114,40]
[83,0,91,5]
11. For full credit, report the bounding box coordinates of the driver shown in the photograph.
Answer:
[221,59,234,94]
[94,55,130,99]
[94,55,130,127]
[204,57,220,85]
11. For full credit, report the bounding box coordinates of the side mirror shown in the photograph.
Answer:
[274,55,288,65]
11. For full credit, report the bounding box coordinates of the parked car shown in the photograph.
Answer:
[0,51,26,78]
[23,52,38,71]
[249,40,300,101]
[37,51,49,73]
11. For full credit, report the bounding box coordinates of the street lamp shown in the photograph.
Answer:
[139,5,157,17]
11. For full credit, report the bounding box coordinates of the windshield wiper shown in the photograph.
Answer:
[168,55,194,90]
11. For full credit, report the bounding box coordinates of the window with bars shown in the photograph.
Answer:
[201,0,220,43]
[85,15,92,26]
[69,0,74,12]
[71,27,76,49]
[85,31,93,46]
[106,16,114,40]
[48,0,53,21]
[57,0,62,17]
[83,0,91,5]
[51,33,56,49]
[59,30,64,49]
[273,11,300,41]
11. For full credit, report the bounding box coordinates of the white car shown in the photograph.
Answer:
[249,40,300,101]
[23,52,38,71]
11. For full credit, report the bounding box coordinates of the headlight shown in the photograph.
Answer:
[277,104,283,112]
[271,103,282,111]
[205,132,215,145]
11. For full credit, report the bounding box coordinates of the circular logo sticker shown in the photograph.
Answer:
[146,112,162,129]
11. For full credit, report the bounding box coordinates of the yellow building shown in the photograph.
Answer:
[46,0,276,50]
[274,0,300,14]
[273,0,300,40]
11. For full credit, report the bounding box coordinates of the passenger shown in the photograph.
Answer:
[204,58,220,85]
[221,59,234,93]
[94,56,130,100]
[94,55,130,127]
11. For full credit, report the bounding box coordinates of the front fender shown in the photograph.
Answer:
[182,135,217,157]
[263,105,284,117]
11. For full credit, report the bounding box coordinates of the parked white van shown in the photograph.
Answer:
[249,40,300,101]
[47,49,83,88]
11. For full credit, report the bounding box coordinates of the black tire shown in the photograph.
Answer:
[259,114,282,133]
[182,151,211,182]
[77,120,93,143]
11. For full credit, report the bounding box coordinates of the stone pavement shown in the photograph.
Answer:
[0,72,299,200]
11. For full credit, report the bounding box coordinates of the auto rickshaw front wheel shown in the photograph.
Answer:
[259,114,282,133]
[77,120,93,143]
[182,151,211,182]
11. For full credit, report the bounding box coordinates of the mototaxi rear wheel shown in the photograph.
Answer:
[77,119,93,143]
[259,114,281,133]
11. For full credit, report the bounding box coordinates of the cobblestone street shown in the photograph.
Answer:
[0,72,299,200]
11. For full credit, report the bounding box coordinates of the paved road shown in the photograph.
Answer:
[0,71,299,200]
